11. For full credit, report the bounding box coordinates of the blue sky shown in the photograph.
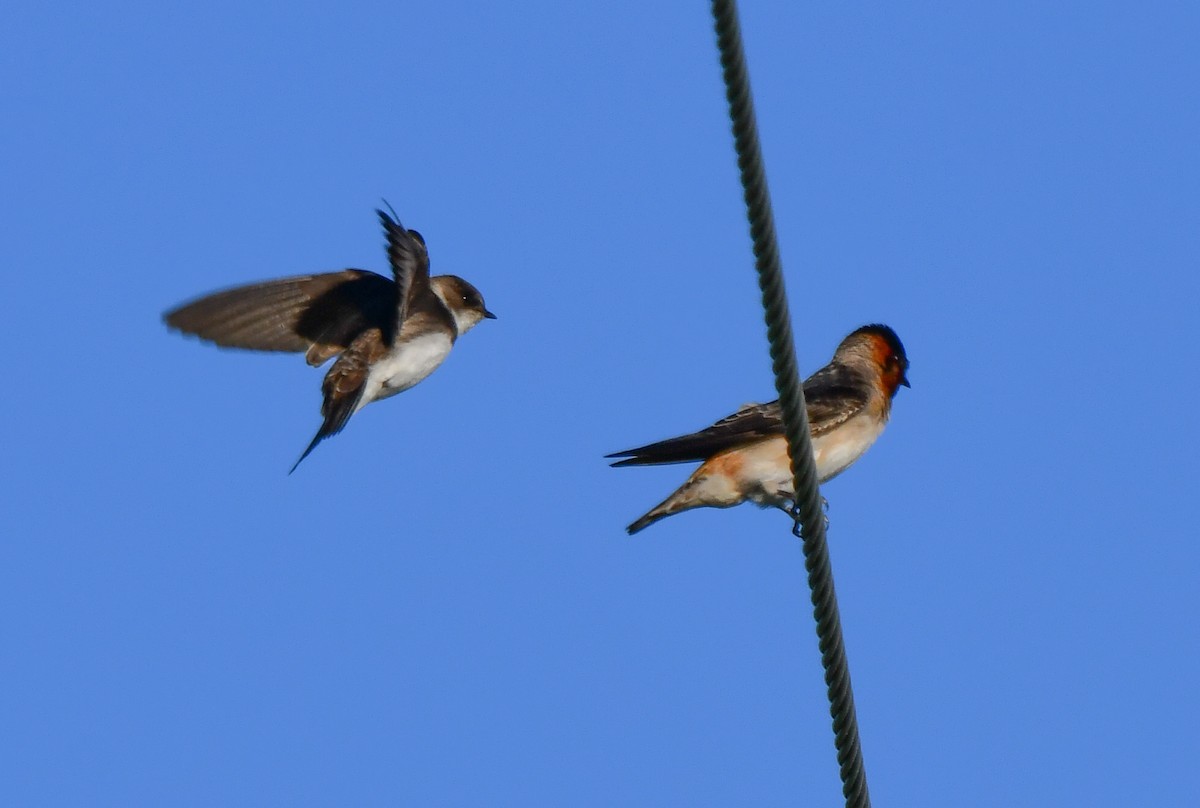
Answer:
[3,1,1198,805]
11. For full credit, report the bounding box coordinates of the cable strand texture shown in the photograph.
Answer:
[710,2,871,806]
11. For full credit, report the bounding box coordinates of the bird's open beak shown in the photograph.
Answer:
[483,309,498,320]
[900,374,911,388]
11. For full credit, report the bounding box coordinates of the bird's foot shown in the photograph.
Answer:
[784,498,831,538]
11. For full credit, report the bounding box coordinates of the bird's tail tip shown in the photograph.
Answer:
[625,501,676,535]
[625,515,655,535]
[289,432,324,474]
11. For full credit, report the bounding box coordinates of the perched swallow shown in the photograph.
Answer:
[608,324,909,534]
[164,207,495,471]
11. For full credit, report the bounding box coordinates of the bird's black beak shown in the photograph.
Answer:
[483,309,498,320]
[900,374,911,388]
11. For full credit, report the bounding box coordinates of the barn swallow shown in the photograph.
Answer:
[164,207,495,472]
[607,324,908,534]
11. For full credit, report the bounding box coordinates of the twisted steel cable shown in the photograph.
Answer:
[710,2,871,805]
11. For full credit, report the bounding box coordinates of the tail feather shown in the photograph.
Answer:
[289,376,365,474]
[622,459,749,534]
[627,503,673,535]
[289,429,328,474]
[288,401,359,474]
[625,478,705,535]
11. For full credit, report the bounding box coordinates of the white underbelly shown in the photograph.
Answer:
[734,411,886,507]
[737,438,795,506]
[357,332,453,411]
[811,412,886,483]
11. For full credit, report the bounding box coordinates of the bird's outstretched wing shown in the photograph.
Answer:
[163,270,394,366]
[376,208,432,340]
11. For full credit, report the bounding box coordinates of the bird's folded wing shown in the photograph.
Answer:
[608,365,875,467]
[607,401,784,466]
[800,364,872,437]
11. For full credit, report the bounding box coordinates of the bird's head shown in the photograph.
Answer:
[432,275,497,334]
[835,324,910,397]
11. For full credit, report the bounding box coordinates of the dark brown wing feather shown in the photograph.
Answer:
[607,363,872,467]
[164,270,394,365]
[607,401,783,467]
[799,362,872,437]
[376,209,432,339]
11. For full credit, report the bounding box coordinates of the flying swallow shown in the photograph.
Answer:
[164,207,495,471]
[607,324,909,534]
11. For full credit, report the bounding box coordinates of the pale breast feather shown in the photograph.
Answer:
[366,330,454,404]
[810,410,887,482]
